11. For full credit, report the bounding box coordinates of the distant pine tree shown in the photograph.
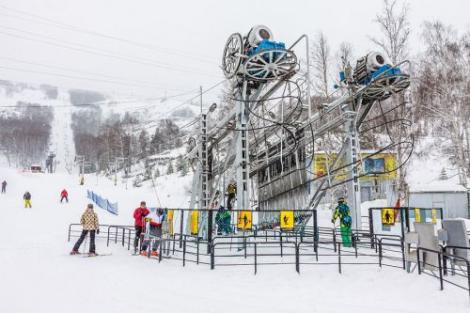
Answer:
[166,161,174,175]
[439,168,448,180]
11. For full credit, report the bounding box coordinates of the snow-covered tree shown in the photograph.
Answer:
[414,21,470,185]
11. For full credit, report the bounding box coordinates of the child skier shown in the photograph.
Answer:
[331,197,352,247]
[60,189,69,203]
[23,191,32,208]
[133,201,150,253]
[141,208,164,257]
[1,180,6,193]
[70,204,100,256]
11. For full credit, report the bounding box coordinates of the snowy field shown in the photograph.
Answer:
[0,168,469,313]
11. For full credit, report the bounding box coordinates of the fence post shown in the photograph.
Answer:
[254,242,257,275]
[401,238,405,270]
[467,263,470,298]
[296,243,300,274]
[182,236,187,267]
[280,232,283,257]
[379,240,382,268]
[333,229,337,252]
[158,238,163,263]
[417,248,422,275]
[122,228,125,246]
[242,237,247,258]
[67,224,72,242]
[107,227,111,247]
[354,235,358,258]
[338,242,342,274]
[442,247,448,276]
[196,237,200,265]
[210,243,215,270]
[438,252,443,291]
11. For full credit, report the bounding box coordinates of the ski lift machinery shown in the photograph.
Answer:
[187,25,410,239]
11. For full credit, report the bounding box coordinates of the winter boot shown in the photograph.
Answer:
[140,250,148,257]
[70,250,80,255]
[151,251,159,257]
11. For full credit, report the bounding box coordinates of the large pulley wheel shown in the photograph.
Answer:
[362,73,410,101]
[222,33,243,79]
[244,49,297,81]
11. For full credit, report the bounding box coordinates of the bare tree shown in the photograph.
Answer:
[414,21,470,186]
[336,41,354,72]
[370,0,410,64]
[311,32,331,101]
[370,0,411,199]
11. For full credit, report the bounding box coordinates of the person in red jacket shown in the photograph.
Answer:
[60,189,69,203]
[133,201,150,253]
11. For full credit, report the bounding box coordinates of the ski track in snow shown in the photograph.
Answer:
[0,168,468,313]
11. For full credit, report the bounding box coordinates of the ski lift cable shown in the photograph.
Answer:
[0,5,217,64]
[0,56,190,90]
[0,28,222,79]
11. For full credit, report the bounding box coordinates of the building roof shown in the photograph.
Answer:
[410,181,468,193]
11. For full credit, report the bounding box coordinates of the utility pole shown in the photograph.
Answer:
[75,155,85,185]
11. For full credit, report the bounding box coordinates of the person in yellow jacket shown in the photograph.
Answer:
[70,204,100,256]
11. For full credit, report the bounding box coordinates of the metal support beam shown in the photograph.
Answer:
[235,81,250,210]
[345,114,362,230]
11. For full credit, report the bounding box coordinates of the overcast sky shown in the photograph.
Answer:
[0,0,469,102]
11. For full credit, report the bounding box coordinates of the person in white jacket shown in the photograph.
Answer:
[141,208,164,257]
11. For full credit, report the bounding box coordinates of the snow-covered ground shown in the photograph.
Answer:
[0,167,469,313]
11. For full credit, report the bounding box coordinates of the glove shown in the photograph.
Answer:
[96,228,100,234]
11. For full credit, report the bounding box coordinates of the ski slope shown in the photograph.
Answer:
[0,167,468,313]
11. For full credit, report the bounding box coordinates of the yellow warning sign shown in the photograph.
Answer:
[280,211,294,230]
[191,210,199,235]
[381,208,395,225]
[431,209,437,224]
[237,211,252,230]
[414,208,421,223]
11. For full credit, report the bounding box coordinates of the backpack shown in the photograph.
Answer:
[342,215,352,228]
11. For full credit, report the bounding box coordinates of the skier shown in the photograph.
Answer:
[23,191,32,208]
[331,197,352,247]
[1,180,6,193]
[141,208,164,257]
[70,204,100,256]
[133,201,150,253]
[60,189,69,203]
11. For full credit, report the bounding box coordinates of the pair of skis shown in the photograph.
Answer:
[70,252,112,258]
